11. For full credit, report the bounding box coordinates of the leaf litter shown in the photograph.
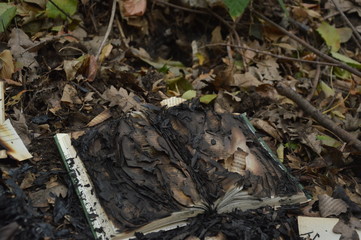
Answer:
[0,0,361,239]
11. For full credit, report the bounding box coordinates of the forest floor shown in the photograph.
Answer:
[1,0,361,239]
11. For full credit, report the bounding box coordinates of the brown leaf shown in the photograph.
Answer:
[101,86,142,112]
[121,0,147,17]
[87,108,112,127]
[0,50,15,79]
[61,84,82,104]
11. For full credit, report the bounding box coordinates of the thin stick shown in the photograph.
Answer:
[254,11,361,78]
[152,0,208,14]
[276,82,361,152]
[204,43,342,67]
[307,63,321,101]
[95,0,117,60]
[0,81,5,125]
[330,0,361,49]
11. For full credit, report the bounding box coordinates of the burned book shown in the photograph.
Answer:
[55,102,309,239]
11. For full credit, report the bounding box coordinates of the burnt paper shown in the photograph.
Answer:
[64,102,308,238]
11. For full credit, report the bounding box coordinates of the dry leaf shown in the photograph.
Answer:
[232,72,262,88]
[61,84,82,104]
[87,108,112,127]
[8,29,39,81]
[101,86,142,112]
[120,0,147,17]
[0,50,15,79]
[99,43,113,63]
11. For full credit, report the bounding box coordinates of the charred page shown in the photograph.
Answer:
[72,102,308,237]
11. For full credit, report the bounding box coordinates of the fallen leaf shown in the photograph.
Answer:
[0,50,14,79]
[333,216,361,239]
[0,3,17,32]
[319,80,335,98]
[99,43,113,63]
[46,0,78,20]
[61,84,82,104]
[256,57,282,81]
[120,0,147,17]
[251,118,282,141]
[232,72,262,88]
[331,52,361,69]
[182,90,196,100]
[337,27,353,43]
[20,171,35,189]
[101,86,142,112]
[63,58,84,81]
[317,22,340,52]
[200,94,217,104]
[87,108,112,127]
[8,29,39,81]
[29,183,68,208]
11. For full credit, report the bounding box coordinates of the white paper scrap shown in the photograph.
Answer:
[0,119,32,161]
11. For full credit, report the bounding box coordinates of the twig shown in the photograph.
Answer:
[85,82,106,100]
[152,0,208,14]
[115,16,129,48]
[306,62,321,101]
[95,0,117,60]
[204,43,342,67]
[276,82,361,152]
[330,0,361,49]
[253,11,361,78]
[48,0,87,32]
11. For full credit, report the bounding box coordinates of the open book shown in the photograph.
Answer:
[55,102,309,240]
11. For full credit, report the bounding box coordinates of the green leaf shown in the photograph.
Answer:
[285,142,299,150]
[316,135,342,148]
[158,64,170,74]
[319,81,335,98]
[317,22,340,52]
[331,51,361,69]
[182,90,196,100]
[200,94,217,104]
[165,76,193,94]
[223,0,251,20]
[333,67,351,79]
[46,0,78,20]
[0,3,16,32]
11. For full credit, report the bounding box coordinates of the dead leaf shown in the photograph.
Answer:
[333,216,361,240]
[10,108,31,147]
[205,232,227,240]
[61,84,82,104]
[232,72,262,88]
[8,29,39,80]
[99,43,113,63]
[20,171,35,189]
[86,55,98,82]
[63,58,84,81]
[29,183,68,208]
[101,86,142,112]
[256,57,282,81]
[251,118,282,141]
[87,108,112,127]
[120,0,147,17]
[0,50,14,79]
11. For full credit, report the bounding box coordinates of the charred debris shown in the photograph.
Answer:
[72,101,308,239]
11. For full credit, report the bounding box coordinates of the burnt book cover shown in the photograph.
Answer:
[55,102,309,240]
